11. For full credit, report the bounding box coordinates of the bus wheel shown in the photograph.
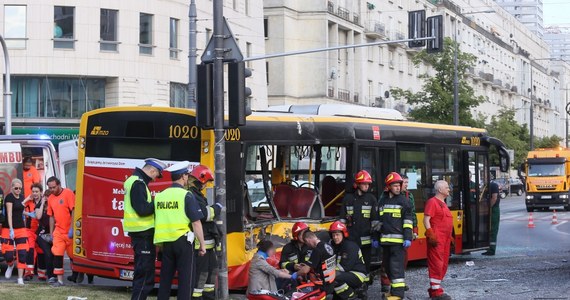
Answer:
[526,206,533,212]
[565,205,570,212]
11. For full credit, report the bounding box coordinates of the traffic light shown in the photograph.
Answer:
[408,10,426,48]
[228,61,252,128]
[426,15,443,53]
[196,63,214,129]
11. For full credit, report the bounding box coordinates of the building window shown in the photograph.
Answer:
[139,13,153,55]
[170,18,180,59]
[245,0,250,16]
[54,6,75,49]
[233,0,238,11]
[264,18,269,39]
[11,77,105,118]
[170,82,188,108]
[4,5,27,49]
[205,28,212,44]
[100,9,118,52]
[266,62,269,85]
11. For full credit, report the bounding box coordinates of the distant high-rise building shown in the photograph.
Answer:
[495,0,544,37]
[544,26,570,60]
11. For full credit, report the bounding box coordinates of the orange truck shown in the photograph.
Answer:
[521,148,570,212]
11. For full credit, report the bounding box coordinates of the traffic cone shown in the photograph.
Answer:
[528,213,536,228]
[552,210,559,225]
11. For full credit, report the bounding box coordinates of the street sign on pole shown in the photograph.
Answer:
[201,17,243,63]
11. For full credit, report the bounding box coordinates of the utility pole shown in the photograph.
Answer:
[187,0,197,108]
[453,22,459,125]
[212,0,228,299]
[0,35,12,135]
[530,62,534,150]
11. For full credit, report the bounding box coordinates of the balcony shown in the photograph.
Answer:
[365,22,386,39]
[492,79,502,89]
[328,1,334,14]
[482,72,494,84]
[395,31,405,40]
[328,87,335,98]
[337,7,350,22]
[353,13,360,26]
[338,88,351,102]
[510,85,518,94]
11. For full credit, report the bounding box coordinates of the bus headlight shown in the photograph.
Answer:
[526,195,533,200]
[76,220,81,228]
[75,238,81,245]
[560,194,569,199]
[75,229,81,237]
[75,247,81,254]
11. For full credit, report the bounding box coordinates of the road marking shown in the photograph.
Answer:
[551,220,570,236]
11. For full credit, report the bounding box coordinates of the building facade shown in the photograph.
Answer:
[495,0,544,38]
[544,26,570,61]
[0,0,267,134]
[264,0,566,140]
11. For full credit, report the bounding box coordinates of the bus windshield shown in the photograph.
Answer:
[528,163,565,177]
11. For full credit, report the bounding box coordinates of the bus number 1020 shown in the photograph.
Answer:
[169,125,199,139]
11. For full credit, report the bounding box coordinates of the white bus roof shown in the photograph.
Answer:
[261,104,406,121]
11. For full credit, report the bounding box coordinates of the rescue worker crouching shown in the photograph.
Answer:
[329,221,368,300]
[377,172,413,300]
[340,170,378,274]
[279,222,310,274]
[154,161,207,300]
[189,165,223,300]
[298,231,337,296]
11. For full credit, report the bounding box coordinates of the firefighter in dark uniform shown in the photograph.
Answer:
[377,172,413,300]
[339,170,378,273]
[279,221,310,273]
[154,161,207,300]
[189,165,222,300]
[298,231,337,296]
[123,158,166,300]
[329,221,368,300]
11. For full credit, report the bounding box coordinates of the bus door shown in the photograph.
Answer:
[462,150,491,250]
[357,145,395,199]
[58,139,78,190]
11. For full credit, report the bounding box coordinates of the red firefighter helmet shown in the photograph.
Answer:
[291,222,309,240]
[354,170,373,185]
[190,165,214,184]
[385,172,403,186]
[329,221,349,238]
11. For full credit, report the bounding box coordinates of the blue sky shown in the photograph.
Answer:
[544,0,570,26]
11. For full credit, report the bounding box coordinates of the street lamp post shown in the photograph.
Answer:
[453,10,494,125]
[0,35,11,135]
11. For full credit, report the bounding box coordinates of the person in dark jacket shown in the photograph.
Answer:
[329,221,367,300]
[189,165,223,300]
[279,221,310,273]
[298,231,337,296]
[377,172,413,300]
[339,170,378,273]
[123,158,167,300]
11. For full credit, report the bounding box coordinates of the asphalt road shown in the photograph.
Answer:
[371,195,570,300]
[2,195,569,299]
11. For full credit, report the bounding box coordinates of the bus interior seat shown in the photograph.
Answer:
[273,184,294,217]
[290,187,324,219]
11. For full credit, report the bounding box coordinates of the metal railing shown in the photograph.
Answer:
[338,88,351,102]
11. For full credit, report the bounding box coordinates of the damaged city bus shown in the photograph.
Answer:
[70,105,509,290]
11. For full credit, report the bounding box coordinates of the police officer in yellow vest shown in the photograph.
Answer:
[123,158,166,300]
[154,161,206,300]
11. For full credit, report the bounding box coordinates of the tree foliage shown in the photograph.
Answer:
[534,135,563,149]
[486,109,530,167]
[390,37,485,127]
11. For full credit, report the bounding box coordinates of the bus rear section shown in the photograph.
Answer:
[72,108,205,280]
[523,148,570,212]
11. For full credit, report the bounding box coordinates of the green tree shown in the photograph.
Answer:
[534,135,563,149]
[486,108,530,167]
[391,37,485,127]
